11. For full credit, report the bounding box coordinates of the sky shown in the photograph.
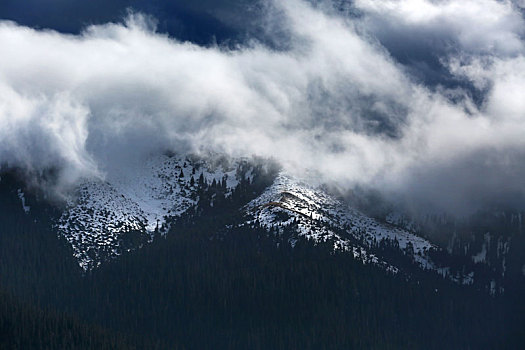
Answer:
[1,0,525,215]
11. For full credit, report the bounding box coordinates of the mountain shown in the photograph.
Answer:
[1,157,525,348]
[55,154,257,269]
[5,153,523,295]
[244,173,437,272]
[34,153,442,275]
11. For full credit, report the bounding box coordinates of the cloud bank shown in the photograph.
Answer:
[1,0,525,214]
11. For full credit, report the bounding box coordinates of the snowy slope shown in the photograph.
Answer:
[57,154,250,270]
[245,173,441,274]
[56,155,475,282]
[3,156,518,293]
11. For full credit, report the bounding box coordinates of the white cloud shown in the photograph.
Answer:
[1,0,525,212]
[355,0,525,56]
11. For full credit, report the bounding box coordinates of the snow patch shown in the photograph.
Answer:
[17,189,30,213]
[472,233,491,264]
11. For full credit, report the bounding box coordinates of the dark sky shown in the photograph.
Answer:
[0,0,250,44]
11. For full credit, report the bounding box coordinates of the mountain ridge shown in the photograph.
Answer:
[3,153,524,294]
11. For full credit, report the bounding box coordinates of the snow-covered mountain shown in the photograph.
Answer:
[7,153,522,294]
[56,154,254,270]
[244,173,438,274]
[50,153,455,280]
[55,154,442,274]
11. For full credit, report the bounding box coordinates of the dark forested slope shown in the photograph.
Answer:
[0,172,524,349]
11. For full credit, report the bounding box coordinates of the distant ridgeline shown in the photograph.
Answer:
[0,154,524,348]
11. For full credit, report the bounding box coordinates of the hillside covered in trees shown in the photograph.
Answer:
[0,174,524,349]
